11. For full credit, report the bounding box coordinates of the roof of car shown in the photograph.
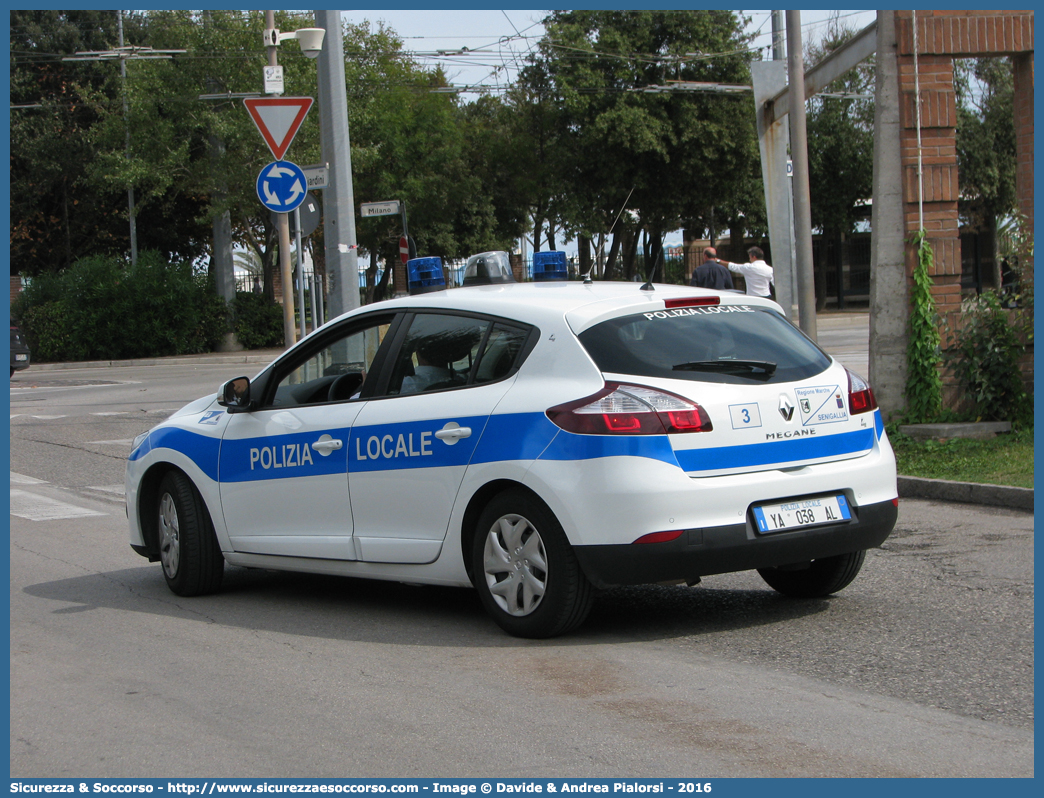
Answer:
[343,281,779,333]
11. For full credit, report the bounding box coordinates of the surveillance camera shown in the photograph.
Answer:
[294,28,325,58]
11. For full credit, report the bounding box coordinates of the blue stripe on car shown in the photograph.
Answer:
[674,427,875,473]
[137,412,875,483]
[145,427,221,481]
[220,429,350,482]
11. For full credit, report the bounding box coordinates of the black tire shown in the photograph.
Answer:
[471,489,594,638]
[156,470,224,596]
[758,550,866,598]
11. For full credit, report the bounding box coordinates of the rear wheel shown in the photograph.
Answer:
[758,550,866,598]
[156,471,224,596]
[472,489,594,638]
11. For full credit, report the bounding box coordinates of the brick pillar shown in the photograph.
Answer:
[394,259,407,295]
[1013,52,1034,244]
[895,12,963,407]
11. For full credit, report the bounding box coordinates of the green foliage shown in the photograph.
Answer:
[997,212,1034,311]
[905,231,943,422]
[16,252,226,361]
[805,17,875,238]
[232,292,284,350]
[521,10,758,271]
[944,291,1031,426]
[888,425,1033,489]
[954,58,1017,232]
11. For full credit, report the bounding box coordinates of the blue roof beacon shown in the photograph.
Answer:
[407,256,446,295]
[462,251,516,286]
[532,250,569,281]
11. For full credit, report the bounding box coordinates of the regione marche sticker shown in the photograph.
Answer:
[795,384,849,426]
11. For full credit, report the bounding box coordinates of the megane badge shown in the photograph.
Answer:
[778,395,795,421]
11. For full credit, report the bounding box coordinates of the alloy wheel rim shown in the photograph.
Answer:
[482,513,548,616]
[158,492,181,579]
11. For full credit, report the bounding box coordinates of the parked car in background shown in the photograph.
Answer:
[11,325,30,376]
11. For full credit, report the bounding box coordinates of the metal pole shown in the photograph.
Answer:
[118,11,137,266]
[771,10,785,61]
[267,9,296,348]
[786,10,817,339]
[317,272,325,326]
[315,10,360,318]
[309,271,319,332]
[295,207,306,338]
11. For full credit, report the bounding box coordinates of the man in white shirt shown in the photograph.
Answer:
[720,246,774,298]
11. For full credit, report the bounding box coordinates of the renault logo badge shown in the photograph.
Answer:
[779,395,795,421]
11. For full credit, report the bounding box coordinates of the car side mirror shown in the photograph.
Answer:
[217,376,251,412]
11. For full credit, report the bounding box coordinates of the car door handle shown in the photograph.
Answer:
[435,426,472,441]
[311,437,343,453]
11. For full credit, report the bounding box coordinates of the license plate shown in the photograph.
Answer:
[14,354,27,361]
[752,494,850,533]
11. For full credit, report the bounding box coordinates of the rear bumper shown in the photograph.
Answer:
[573,497,897,589]
[11,351,30,371]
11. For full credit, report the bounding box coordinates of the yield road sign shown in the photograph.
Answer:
[244,97,313,160]
[256,161,308,213]
[399,236,410,265]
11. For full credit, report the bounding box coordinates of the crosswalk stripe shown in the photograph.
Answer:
[9,489,107,521]
[10,472,46,485]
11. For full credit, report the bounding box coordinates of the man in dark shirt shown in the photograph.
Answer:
[690,247,734,290]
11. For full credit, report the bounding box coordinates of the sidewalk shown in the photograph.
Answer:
[18,311,1031,511]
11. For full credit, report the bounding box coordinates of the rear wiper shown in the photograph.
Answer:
[672,359,777,376]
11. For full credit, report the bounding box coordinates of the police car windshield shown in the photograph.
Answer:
[578,305,830,385]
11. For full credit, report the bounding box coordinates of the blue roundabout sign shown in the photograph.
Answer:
[256,161,308,213]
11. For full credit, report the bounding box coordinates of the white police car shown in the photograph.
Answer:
[127,251,897,638]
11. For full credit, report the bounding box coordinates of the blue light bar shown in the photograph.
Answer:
[407,256,446,295]
[532,251,569,281]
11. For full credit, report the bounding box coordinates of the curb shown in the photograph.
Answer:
[898,476,1033,512]
[24,351,283,371]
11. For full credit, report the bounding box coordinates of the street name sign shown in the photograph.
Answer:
[244,97,313,160]
[301,163,328,190]
[256,161,308,213]
[360,201,400,218]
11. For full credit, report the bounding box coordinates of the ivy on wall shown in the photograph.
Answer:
[904,231,943,422]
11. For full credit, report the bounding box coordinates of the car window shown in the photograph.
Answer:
[387,314,491,396]
[577,306,831,384]
[474,323,530,384]
[268,317,393,407]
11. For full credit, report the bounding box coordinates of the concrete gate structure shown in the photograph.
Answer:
[869,10,1034,418]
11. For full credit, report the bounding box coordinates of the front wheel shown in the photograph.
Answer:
[156,471,224,596]
[758,550,866,598]
[471,489,594,638]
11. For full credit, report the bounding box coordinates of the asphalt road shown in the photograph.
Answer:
[8,361,1034,778]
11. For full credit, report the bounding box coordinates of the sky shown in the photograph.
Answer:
[338,9,879,96]
[334,9,880,253]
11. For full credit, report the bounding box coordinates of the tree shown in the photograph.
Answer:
[519,10,758,279]
[954,57,1017,289]
[805,16,875,309]
[10,10,146,274]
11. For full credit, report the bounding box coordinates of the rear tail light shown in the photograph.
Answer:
[633,530,684,544]
[847,368,877,415]
[546,383,712,435]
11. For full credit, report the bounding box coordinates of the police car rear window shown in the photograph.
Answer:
[577,305,831,384]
